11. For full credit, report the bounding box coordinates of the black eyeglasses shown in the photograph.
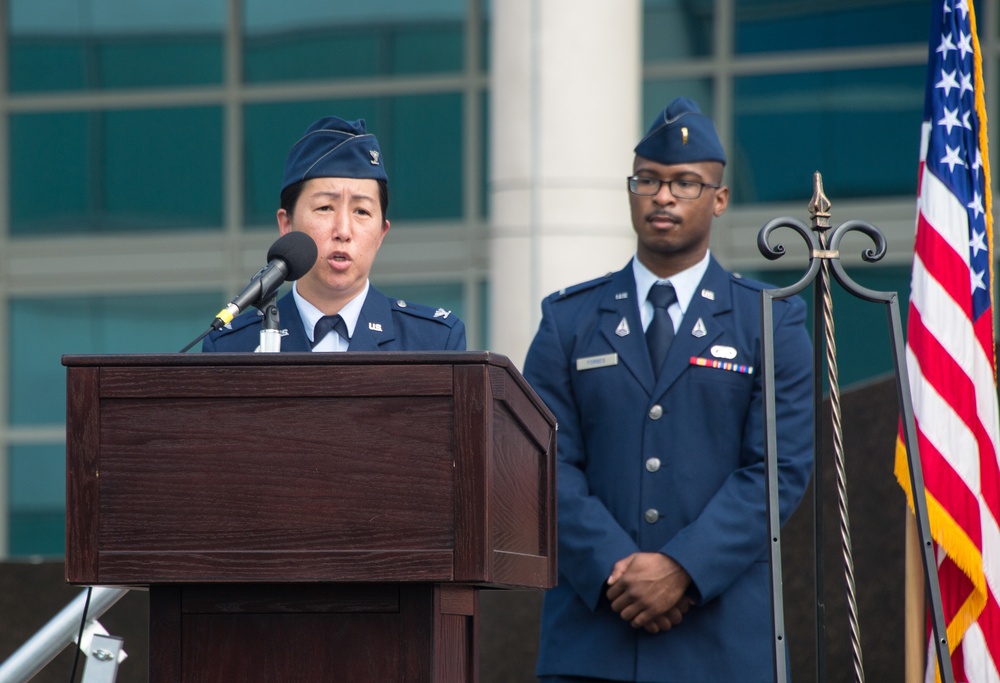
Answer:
[627,176,720,200]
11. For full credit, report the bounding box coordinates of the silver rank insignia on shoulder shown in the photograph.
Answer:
[691,318,707,338]
[615,317,630,337]
[434,308,451,319]
[701,288,715,300]
[615,291,628,300]
[369,322,383,332]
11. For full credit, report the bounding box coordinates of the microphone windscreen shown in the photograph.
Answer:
[267,231,317,281]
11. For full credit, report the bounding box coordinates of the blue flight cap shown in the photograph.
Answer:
[634,97,726,166]
[281,116,388,194]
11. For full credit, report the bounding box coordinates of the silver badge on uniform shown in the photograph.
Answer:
[615,291,629,300]
[711,344,738,359]
[691,318,707,338]
[434,308,451,319]
[701,288,715,300]
[369,322,383,332]
[615,317,630,337]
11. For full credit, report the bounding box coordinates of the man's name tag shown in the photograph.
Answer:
[576,353,619,371]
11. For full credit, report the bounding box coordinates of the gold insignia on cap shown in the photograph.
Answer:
[681,127,689,145]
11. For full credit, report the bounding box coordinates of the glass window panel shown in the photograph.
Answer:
[644,0,714,60]
[244,95,463,225]
[9,292,223,426]
[243,0,465,82]
[8,0,224,92]
[244,31,381,83]
[391,25,464,75]
[735,0,929,54]
[9,511,65,557]
[9,444,66,556]
[481,91,490,221]
[10,108,224,235]
[732,67,924,204]
[387,94,464,220]
[10,444,64,510]
[479,279,489,352]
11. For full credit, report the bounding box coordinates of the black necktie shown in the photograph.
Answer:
[646,283,677,374]
[312,314,350,349]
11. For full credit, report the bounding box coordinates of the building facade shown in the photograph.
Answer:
[0,0,979,556]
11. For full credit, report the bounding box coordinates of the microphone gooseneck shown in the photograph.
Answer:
[210,231,317,330]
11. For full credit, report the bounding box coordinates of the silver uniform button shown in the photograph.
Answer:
[646,457,661,473]
[648,404,663,420]
[644,509,660,524]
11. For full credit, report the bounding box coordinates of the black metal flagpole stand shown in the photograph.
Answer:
[758,172,953,683]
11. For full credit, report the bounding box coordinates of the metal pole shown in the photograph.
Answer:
[757,172,954,683]
[0,587,128,683]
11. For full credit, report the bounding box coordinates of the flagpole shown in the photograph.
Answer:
[904,509,925,683]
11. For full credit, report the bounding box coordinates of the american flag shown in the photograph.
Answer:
[895,0,1000,680]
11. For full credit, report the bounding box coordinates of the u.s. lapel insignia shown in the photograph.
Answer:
[369,322,383,332]
[615,317,630,337]
[701,288,715,300]
[691,317,707,338]
[434,308,451,319]
[615,291,629,300]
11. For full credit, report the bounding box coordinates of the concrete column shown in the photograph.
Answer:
[489,0,642,366]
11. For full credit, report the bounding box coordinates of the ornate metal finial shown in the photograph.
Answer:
[809,171,832,231]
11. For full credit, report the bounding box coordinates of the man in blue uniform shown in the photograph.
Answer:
[203,116,465,352]
[524,98,814,682]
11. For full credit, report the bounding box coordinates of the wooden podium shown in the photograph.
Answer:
[63,352,557,682]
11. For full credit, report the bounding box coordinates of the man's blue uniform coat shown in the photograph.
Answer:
[524,257,813,683]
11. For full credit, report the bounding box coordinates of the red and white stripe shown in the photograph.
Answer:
[907,123,1000,683]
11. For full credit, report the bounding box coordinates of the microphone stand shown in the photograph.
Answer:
[258,293,281,353]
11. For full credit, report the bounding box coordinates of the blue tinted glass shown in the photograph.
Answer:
[735,0,929,53]
[244,94,463,225]
[9,443,66,557]
[10,444,64,510]
[388,94,464,219]
[391,25,463,74]
[8,0,224,91]
[10,108,224,235]
[733,67,924,203]
[479,279,489,351]
[9,292,223,425]
[243,0,465,82]
[9,112,91,232]
[644,0,714,60]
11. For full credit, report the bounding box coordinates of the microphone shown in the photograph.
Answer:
[210,231,317,330]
